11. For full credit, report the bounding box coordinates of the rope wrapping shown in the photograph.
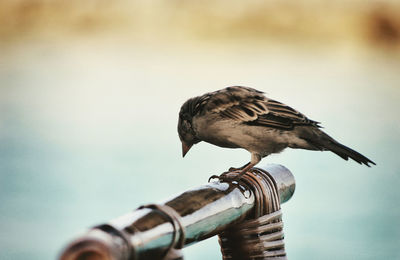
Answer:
[217,168,287,260]
[138,204,186,260]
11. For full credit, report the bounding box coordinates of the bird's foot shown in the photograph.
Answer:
[213,172,249,194]
[228,166,241,172]
[208,170,249,194]
[208,173,236,183]
[229,170,247,182]
[220,170,241,176]
[208,168,244,183]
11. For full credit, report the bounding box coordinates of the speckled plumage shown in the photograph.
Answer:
[178,86,375,175]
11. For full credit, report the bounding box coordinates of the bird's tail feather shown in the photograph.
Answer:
[298,127,376,167]
[324,139,376,167]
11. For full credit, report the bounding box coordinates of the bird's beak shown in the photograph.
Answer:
[182,142,192,158]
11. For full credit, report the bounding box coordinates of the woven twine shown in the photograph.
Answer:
[138,204,185,260]
[217,168,287,260]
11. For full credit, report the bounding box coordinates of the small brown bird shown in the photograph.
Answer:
[178,86,375,178]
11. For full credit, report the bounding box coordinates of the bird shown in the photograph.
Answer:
[177,86,375,179]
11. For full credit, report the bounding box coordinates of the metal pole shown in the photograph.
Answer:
[59,164,295,260]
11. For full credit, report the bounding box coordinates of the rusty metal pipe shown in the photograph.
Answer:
[59,164,295,260]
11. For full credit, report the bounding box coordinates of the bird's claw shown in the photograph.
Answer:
[208,168,243,183]
[208,175,221,182]
[208,174,234,183]
[208,170,248,193]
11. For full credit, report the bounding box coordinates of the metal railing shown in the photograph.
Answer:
[59,164,295,260]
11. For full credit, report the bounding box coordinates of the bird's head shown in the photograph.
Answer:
[178,100,201,157]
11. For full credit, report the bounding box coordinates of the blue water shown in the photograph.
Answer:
[0,41,399,259]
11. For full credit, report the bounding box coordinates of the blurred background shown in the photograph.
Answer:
[1,0,400,259]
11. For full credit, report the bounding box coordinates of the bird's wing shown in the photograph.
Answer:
[204,86,320,130]
[259,99,321,129]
